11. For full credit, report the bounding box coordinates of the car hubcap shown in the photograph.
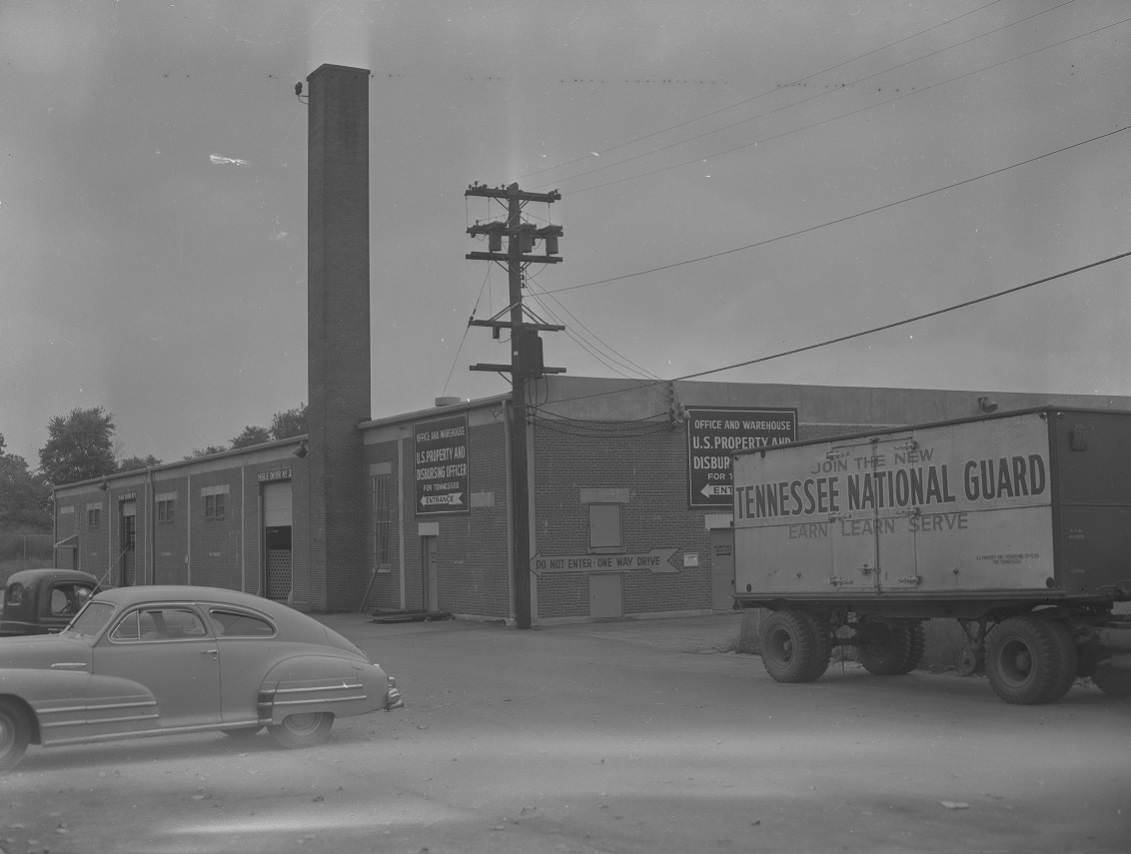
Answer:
[285,713,322,734]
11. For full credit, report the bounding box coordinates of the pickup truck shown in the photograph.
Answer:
[0,568,100,635]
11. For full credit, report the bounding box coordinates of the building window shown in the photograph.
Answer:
[589,503,623,552]
[372,473,392,566]
[156,498,175,524]
[87,507,101,530]
[203,492,226,521]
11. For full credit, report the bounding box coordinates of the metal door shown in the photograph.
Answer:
[263,482,293,600]
[119,502,137,586]
[422,537,438,612]
[589,573,622,619]
[709,529,735,610]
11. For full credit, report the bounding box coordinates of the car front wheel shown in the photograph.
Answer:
[0,699,31,772]
[268,712,334,749]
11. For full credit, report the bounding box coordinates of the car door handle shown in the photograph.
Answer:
[201,649,219,658]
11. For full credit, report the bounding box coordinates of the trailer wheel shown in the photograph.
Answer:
[903,621,926,672]
[1042,620,1079,702]
[986,616,1076,705]
[857,621,921,676]
[759,610,823,683]
[806,614,834,681]
[1091,664,1131,699]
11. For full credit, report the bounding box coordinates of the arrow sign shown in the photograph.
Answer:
[699,484,733,499]
[420,493,464,507]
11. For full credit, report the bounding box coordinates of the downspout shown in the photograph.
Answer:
[502,401,514,623]
[51,489,57,569]
[147,467,154,584]
[240,462,246,593]
[397,435,406,610]
[186,471,192,585]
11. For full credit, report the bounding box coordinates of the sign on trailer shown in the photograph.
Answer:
[731,411,1056,595]
[687,407,796,508]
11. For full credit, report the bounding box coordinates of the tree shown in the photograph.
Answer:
[118,454,162,472]
[231,425,271,449]
[39,407,117,486]
[0,433,51,531]
[271,404,308,440]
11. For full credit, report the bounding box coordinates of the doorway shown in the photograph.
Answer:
[262,482,293,600]
[709,528,735,610]
[119,502,137,586]
[421,536,438,612]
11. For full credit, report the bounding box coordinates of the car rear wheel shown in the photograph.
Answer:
[0,699,31,772]
[269,712,334,748]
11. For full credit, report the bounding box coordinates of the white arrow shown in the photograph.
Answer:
[699,483,732,499]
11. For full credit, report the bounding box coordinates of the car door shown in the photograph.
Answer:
[92,604,222,729]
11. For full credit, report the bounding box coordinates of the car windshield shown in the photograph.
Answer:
[62,601,116,638]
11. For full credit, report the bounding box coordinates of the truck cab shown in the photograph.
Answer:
[0,568,100,635]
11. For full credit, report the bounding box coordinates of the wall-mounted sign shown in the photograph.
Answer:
[414,414,469,515]
[257,468,293,483]
[687,407,797,508]
[533,549,679,574]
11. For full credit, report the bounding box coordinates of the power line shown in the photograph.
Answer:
[519,0,1010,180]
[536,248,1131,407]
[440,265,493,396]
[675,249,1131,381]
[544,0,1076,189]
[563,5,1128,196]
[525,272,663,380]
[544,123,1130,296]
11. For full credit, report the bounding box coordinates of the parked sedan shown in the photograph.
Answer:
[0,585,403,771]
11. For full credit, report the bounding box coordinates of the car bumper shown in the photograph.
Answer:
[384,676,404,711]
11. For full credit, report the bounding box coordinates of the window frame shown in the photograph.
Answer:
[372,472,392,568]
[588,503,624,553]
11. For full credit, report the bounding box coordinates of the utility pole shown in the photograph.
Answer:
[465,182,565,629]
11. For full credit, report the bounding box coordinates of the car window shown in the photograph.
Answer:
[49,583,94,617]
[64,601,115,637]
[110,607,209,642]
[4,583,24,606]
[209,609,275,638]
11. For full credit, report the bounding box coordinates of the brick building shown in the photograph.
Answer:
[47,64,1131,622]
[52,375,1131,622]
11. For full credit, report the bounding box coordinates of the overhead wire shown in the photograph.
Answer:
[524,269,663,380]
[561,4,1128,197]
[543,0,1077,189]
[543,123,1130,296]
[673,249,1131,382]
[440,264,493,397]
[519,0,1011,180]
[531,248,1131,407]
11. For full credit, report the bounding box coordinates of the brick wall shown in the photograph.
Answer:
[533,419,716,618]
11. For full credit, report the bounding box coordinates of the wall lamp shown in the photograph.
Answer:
[292,439,309,458]
[977,396,999,413]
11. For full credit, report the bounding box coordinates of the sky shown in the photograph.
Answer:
[1,0,1129,467]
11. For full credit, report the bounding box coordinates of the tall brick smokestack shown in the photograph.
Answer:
[306,64,370,611]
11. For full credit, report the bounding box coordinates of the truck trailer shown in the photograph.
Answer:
[731,407,1131,704]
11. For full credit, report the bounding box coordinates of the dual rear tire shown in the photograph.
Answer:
[985,616,1077,705]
